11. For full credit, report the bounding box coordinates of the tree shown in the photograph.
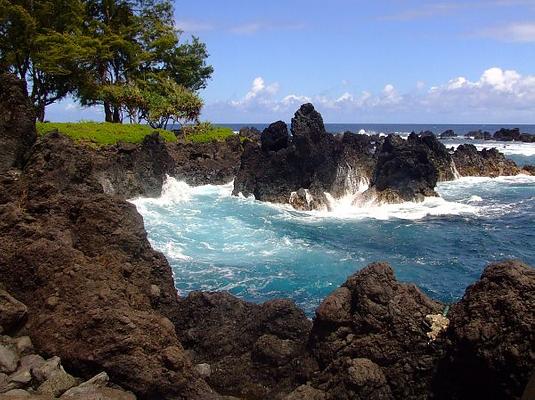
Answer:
[0,0,95,121]
[77,0,213,123]
[0,0,213,124]
[140,78,203,129]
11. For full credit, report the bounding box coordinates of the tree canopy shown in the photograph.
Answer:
[0,0,213,124]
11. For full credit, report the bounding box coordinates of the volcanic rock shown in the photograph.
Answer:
[261,121,289,152]
[494,128,521,141]
[360,133,455,203]
[309,262,444,399]
[439,129,457,138]
[466,130,492,140]
[434,260,535,400]
[0,73,37,173]
[233,104,376,210]
[452,144,520,177]
[173,291,317,399]
[0,132,215,399]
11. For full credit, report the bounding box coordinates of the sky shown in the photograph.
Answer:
[49,0,535,124]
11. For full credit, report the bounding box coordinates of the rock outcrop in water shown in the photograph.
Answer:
[452,144,520,177]
[233,104,376,210]
[234,104,525,210]
[360,133,456,204]
[0,73,37,174]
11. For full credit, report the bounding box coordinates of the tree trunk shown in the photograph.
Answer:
[36,103,46,123]
[112,106,121,123]
[104,102,113,122]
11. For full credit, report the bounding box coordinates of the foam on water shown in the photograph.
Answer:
[132,174,535,315]
[446,140,535,157]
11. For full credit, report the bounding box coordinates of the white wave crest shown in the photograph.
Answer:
[307,196,478,221]
[447,141,535,157]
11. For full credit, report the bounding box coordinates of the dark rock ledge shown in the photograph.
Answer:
[0,73,534,399]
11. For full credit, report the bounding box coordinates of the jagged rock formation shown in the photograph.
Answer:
[234,104,525,210]
[466,130,492,140]
[452,144,520,177]
[0,132,217,399]
[308,263,444,399]
[434,260,535,400]
[0,73,37,173]
[360,133,456,204]
[173,292,317,399]
[233,104,377,210]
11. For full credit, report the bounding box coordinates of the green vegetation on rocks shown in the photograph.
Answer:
[36,122,234,146]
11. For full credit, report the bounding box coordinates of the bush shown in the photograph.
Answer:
[180,122,234,143]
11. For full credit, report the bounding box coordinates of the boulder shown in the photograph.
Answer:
[261,121,289,152]
[0,73,36,173]
[0,290,28,334]
[173,291,317,399]
[360,133,453,203]
[452,144,520,177]
[0,344,19,374]
[434,260,535,400]
[494,128,521,141]
[439,129,456,138]
[309,262,444,399]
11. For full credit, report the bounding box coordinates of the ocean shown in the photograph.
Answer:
[133,126,535,316]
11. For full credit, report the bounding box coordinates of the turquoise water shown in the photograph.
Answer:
[133,141,535,316]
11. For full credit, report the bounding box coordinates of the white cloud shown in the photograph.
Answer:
[65,103,78,111]
[476,22,535,42]
[176,19,215,33]
[207,67,535,123]
[231,77,280,107]
[176,19,305,35]
[230,21,306,35]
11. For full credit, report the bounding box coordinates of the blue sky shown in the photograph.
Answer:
[50,0,535,123]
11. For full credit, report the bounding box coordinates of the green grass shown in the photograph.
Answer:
[36,122,235,146]
[183,126,234,143]
[36,122,177,146]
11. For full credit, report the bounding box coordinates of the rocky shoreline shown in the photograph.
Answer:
[1,73,534,399]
